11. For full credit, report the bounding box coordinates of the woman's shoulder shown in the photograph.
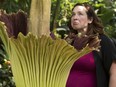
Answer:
[98,35,116,71]
[99,34,110,41]
[99,34,112,46]
[99,34,116,58]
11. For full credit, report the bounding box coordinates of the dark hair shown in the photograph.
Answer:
[68,2,104,35]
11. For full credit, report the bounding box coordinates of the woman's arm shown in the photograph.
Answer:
[109,61,116,87]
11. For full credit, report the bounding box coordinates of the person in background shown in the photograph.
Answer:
[65,2,116,87]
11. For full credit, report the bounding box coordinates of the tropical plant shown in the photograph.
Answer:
[0,9,28,87]
[0,0,31,14]
[0,0,92,87]
[0,21,92,87]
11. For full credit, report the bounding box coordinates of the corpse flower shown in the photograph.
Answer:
[0,22,92,87]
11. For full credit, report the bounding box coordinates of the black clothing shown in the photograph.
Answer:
[93,34,116,87]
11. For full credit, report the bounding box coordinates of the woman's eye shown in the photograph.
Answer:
[71,12,84,17]
[78,12,83,15]
[72,13,75,16]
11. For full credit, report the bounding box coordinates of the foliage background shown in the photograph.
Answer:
[0,0,116,87]
[0,0,116,38]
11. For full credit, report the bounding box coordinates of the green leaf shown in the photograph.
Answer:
[100,7,114,25]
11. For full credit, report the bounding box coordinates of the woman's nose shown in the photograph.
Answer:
[73,14,79,20]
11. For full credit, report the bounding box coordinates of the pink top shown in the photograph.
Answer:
[66,52,97,87]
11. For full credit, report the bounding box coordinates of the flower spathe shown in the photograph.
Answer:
[0,22,92,87]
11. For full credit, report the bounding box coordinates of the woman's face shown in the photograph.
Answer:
[71,6,92,32]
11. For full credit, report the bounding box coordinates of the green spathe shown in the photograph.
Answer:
[0,22,92,87]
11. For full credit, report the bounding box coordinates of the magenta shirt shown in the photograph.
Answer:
[66,52,97,87]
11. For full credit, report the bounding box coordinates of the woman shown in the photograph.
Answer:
[65,3,116,87]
